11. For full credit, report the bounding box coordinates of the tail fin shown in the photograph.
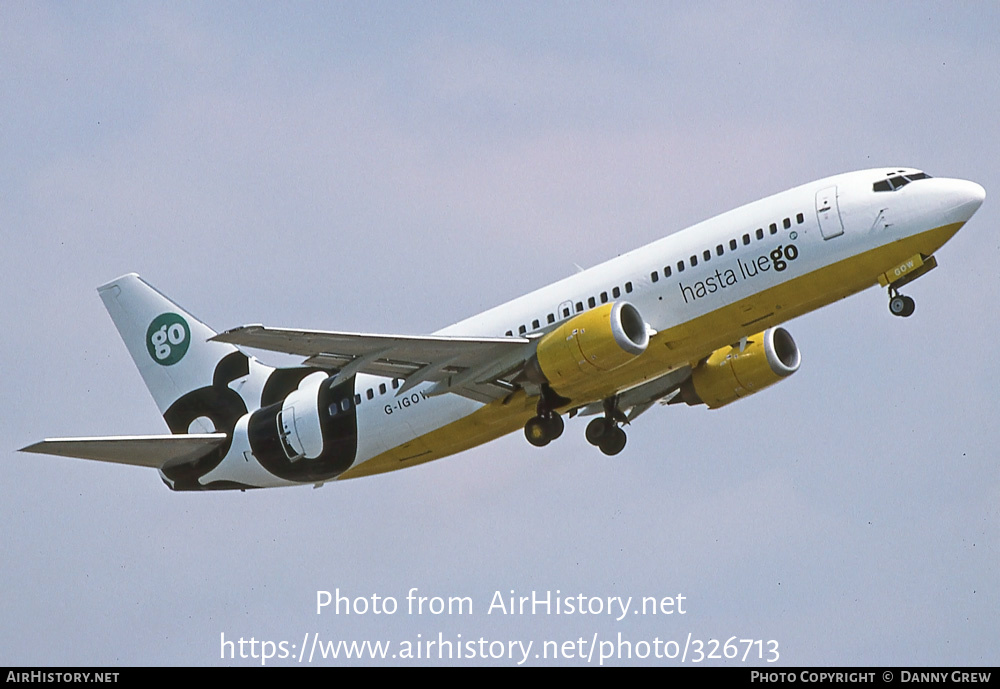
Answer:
[98,274,251,434]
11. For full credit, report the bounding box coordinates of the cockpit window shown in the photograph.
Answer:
[873,171,931,192]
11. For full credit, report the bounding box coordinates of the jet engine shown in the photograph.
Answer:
[675,327,801,408]
[522,301,649,395]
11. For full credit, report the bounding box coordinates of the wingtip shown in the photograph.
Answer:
[211,324,263,343]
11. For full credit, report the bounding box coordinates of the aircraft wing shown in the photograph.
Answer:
[20,434,229,469]
[212,325,533,403]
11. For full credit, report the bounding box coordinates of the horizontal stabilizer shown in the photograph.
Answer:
[20,434,228,469]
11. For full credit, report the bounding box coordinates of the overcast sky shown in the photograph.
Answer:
[2,2,997,666]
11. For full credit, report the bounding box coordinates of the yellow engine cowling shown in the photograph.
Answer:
[524,301,649,395]
[678,327,801,408]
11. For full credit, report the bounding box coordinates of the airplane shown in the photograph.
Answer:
[21,168,985,491]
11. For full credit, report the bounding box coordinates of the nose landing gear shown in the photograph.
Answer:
[888,287,915,318]
[880,254,936,318]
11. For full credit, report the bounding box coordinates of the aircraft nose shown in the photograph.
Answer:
[952,179,986,221]
[927,177,986,225]
[965,180,986,209]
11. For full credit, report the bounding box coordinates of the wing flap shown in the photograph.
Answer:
[20,434,228,469]
[572,366,691,418]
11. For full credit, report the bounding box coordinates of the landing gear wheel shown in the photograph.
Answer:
[598,427,627,456]
[524,416,551,447]
[544,413,564,441]
[525,413,564,447]
[586,417,611,446]
[585,396,628,455]
[889,294,915,318]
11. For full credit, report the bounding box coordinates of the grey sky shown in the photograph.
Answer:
[2,2,997,666]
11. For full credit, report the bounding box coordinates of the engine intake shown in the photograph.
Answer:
[523,301,649,395]
[677,327,801,408]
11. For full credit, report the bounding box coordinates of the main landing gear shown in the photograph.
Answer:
[584,397,628,456]
[522,390,629,455]
[888,286,915,318]
[523,384,569,447]
[585,417,626,455]
[524,412,564,447]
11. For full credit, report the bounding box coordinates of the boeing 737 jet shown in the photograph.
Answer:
[22,168,985,491]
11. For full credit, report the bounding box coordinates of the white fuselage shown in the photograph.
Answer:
[194,168,984,488]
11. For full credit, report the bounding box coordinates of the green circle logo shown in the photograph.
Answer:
[146,313,190,366]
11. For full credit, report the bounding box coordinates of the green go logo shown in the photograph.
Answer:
[146,313,190,366]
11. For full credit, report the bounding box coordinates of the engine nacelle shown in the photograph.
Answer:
[523,301,649,395]
[677,327,801,408]
[242,370,359,483]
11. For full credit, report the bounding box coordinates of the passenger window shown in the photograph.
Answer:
[588,296,596,308]
[328,403,338,417]
[625,282,633,293]
[576,302,583,312]
[796,213,804,224]
[547,313,555,324]
[392,379,400,389]
[651,271,659,283]
[505,330,512,337]
[532,319,540,329]
[562,307,570,317]
[366,389,374,401]
[742,234,750,245]
[664,265,671,277]
[689,255,698,267]
[612,286,621,298]
[518,325,526,335]
[756,228,764,240]
[354,394,362,405]
[379,383,386,395]
[342,398,351,411]
[677,261,685,273]
[716,244,724,256]
[703,249,711,261]
[730,239,738,250]
[600,292,608,303]
[783,218,791,229]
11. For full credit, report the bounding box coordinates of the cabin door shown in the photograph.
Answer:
[816,186,844,239]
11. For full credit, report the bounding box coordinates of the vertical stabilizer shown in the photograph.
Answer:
[98,274,246,430]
